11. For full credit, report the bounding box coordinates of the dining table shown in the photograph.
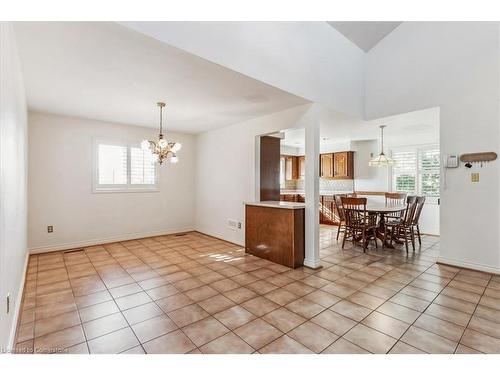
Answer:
[363,204,407,248]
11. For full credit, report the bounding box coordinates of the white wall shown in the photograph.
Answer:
[366,22,499,273]
[121,22,366,118]
[28,112,196,252]
[195,104,315,246]
[0,22,28,350]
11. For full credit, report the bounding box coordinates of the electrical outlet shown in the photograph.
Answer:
[47,225,53,233]
[471,173,479,183]
[227,220,237,230]
[6,293,10,314]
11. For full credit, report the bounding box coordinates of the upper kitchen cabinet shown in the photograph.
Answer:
[298,156,305,180]
[282,155,298,181]
[320,153,334,178]
[333,151,354,179]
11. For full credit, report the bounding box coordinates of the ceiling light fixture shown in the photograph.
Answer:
[369,125,395,167]
[141,102,182,165]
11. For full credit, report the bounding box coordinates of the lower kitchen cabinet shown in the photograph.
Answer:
[319,195,341,225]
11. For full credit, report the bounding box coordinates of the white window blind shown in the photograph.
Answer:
[418,147,440,197]
[131,147,156,185]
[391,145,440,198]
[98,144,127,185]
[94,140,158,193]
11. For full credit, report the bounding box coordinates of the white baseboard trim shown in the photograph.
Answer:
[194,229,244,247]
[28,227,195,254]
[7,251,29,353]
[437,256,500,275]
[303,258,322,269]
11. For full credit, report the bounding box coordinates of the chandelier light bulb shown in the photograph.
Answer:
[171,142,182,153]
[158,138,168,148]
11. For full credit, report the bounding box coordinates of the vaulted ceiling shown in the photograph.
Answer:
[328,21,402,51]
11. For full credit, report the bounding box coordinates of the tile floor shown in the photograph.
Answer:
[13,226,500,354]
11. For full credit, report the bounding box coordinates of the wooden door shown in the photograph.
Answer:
[298,156,305,180]
[320,154,333,178]
[333,151,354,179]
[284,156,298,180]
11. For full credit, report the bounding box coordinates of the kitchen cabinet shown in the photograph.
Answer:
[319,195,342,225]
[320,153,333,178]
[282,155,298,181]
[298,156,305,180]
[333,151,354,180]
[280,194,304,203]
[320,151,354,180]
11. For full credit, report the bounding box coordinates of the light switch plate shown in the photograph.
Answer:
[471,173,479,182]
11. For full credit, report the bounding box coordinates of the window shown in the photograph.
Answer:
[391,145,440,199]
[94,140,158,192]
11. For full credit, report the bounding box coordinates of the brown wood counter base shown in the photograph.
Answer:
[245,204,304,269]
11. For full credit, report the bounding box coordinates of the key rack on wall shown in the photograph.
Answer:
[460,152,497,168]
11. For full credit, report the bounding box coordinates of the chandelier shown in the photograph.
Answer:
[369,125,395,167]
[141,102,181,165]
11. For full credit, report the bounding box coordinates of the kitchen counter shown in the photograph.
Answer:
[244,201,305,209]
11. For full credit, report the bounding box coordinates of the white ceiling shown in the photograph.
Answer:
[327,22,402,52]
[281,107,439,148]
[13,22,308,134]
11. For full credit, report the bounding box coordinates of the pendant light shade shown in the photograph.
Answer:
[369,125,395,167]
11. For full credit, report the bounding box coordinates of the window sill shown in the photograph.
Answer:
[93,187,159,194]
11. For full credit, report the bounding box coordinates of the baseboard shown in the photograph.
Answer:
[7,251,29,353]
[437,256,500,275]
[28,227,195,254]
[193,229,244,247]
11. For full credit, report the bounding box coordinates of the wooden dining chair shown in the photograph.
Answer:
[411,196,426,246]
[384,196,417,253]
[333,194,347,240]
[340,197,378,252]
[384,192,407,220]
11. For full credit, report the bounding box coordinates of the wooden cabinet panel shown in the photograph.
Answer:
[283,155,299,181]
[245,205,304,268]
[333,151,354,179]
[319,195,341,225]
[298,156,305,180]
[320,153,333,178]
[260,136,281,201]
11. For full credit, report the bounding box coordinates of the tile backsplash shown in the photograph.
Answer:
[284,179,354,192]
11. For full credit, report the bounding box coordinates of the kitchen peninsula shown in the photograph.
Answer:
[244,201,305,268]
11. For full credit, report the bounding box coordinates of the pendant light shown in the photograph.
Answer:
[369,125,395,167]
[141,102,182,165]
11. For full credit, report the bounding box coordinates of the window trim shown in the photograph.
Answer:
[92,138,159,194]
[390,143,440,205]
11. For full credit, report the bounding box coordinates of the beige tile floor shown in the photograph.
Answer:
[13,226,500,354]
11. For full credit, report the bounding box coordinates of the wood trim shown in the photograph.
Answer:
[260,136,280,201]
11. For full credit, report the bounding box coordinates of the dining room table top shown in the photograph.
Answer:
[363,204,407,213]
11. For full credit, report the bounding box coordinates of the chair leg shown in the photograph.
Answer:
[410,228,416,251]
[404,233,409,253]
[373,228,378,249]
[362,229,367,252]
[336,222,341,240]
[417,225,422,245]
[342,227,348,249]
